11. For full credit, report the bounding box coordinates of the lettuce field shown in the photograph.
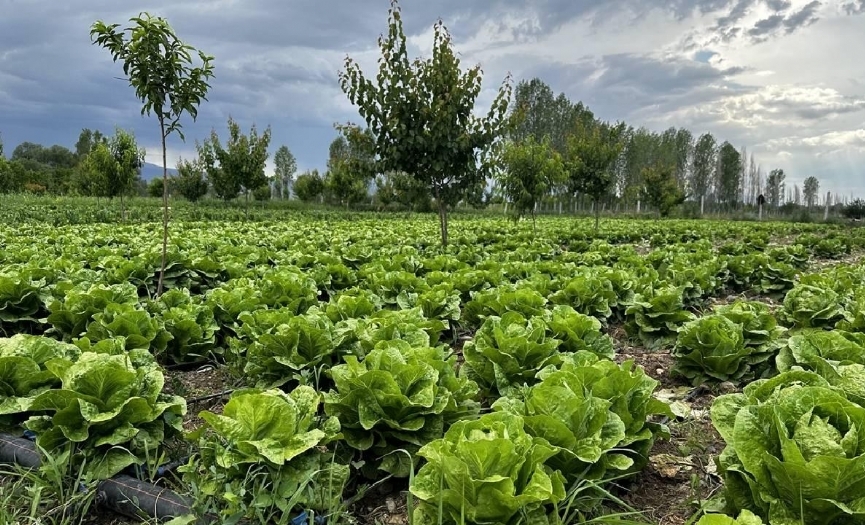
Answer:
[2,204,865,525]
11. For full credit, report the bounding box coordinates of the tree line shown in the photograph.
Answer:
[0,0,852,247]
[496,77,831,223]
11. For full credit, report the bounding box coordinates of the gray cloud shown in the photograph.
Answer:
[748,0,822,40]
[0,0,861,196]
[843,0,865,14]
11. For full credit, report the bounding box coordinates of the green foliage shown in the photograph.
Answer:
[463,312,562,397]
[766,169,786,208]
[410,412,566,525]
[497,136,565,229]
[146,288,218,363]
[494,351,672,488]
[776,329,865,404]
[252,184,271,201]
[716,142,741,208]
[690,133,716,204]
[90,10,215,297]
[324,129,373,207]
[185,387,349,519]
[0,272,47,334]
[374,170,431,210]
[293,170,325,203]
[198,116,272,201]
[625,286,696,348]
[338,0,512,245]
[565,120,626,230]
[803,176,819,208]
[323,339,480,477]
[0,335,81,428]
[242,309,341,389]
[508,77,594,154]
[147,177,165,198]
[842,198,865,220]
[711,371,865,524]
[542,305,615,359]
[695,510,766,525]
[173,157,209,202]
[273,145,297,199]
[781,283,845,329]
[24,347,185,479]
[641,163,685,217]
[672,314,775,385]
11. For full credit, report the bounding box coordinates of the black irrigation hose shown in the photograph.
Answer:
[0,433,216,524]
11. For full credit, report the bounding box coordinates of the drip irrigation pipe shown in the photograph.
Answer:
[0,432,216,524]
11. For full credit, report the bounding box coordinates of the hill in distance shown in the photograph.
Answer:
[140,162,178,182]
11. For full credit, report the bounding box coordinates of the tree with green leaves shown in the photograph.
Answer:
[641,163,685,217]
[109,128,146,218]
[565,121,626,231]
[198,117,272,203]
[148,177,165,198]
[375,170,430,211]
[173,158,209,203]
[497,136,564,233]
[324,126,376,207]
[690,132,717,212]
[508,78,594,155]
[273,145,297,199]
[293,170,324,202]
[766,168,786,208]
[716,141,741,209]
[803,176,819,209]
[79,128,145,218]
[338,0,512,246]
[74,128,107,159]
[673,128,693,189]
[91,12,214,297]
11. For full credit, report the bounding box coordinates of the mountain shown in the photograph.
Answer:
[140,162,178,182]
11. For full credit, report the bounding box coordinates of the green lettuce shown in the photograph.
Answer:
[711,371,865,524]
[323,340,479,477]
[410,412,566,525]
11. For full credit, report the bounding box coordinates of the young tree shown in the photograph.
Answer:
[79,143,113,198]
[74,128,107,159]
[497,136,564,233]
[91,12,215,297]
[109,128,146,219]
[565,121,626,231]
[803,176,819,208]
[198,117,272,203]
[80,128,145,218]
[641,163,685,217]
[338,0,512,246]
[273,145,297,199]
[293,170,324,202]
[173,158,209,202]
[324,126,376,207]
[148,178,165,198]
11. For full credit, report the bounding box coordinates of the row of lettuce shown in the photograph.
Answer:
[1,219,865,524]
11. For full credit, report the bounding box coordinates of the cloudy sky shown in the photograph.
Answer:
[2,0,864,198]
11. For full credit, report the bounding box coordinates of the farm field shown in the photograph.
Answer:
[2,204,865,525]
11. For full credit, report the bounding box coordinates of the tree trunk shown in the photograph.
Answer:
[531,209,536,236]
[156,119,169,298]
[437,202,449,247]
